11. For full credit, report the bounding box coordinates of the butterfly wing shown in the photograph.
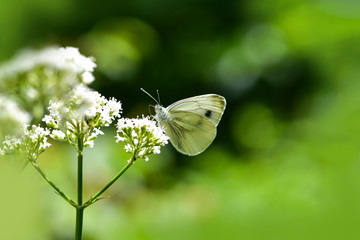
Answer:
[160,110,217,156]
[167,94,226,126]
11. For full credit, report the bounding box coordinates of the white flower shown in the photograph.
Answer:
[43,85,122,149]
[0,47,96,83]
[50,129,66,141]
[0,95,31,140]
[0,47,97,121]
[81,72,95,84]
[45,85,122,125]
[116,116,169,161]
[84,140,94,148]
[0,137,21,155]
[0,125,51,160]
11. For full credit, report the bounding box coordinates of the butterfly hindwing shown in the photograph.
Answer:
[159,111,217,156]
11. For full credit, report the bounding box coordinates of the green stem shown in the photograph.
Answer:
[84,156,136,206]
[75,135,84,240]
[30,160,76,207]
[75,207,84,240]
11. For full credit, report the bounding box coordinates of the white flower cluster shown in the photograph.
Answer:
[0,125,51,160]
[0,47,97,122]
[116,116,169,161]
[0,95,31,139]
[0,137,21,156]
[43,85,122,148]
[0,46,96,84]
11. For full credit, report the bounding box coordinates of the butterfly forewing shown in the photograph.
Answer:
[167,94,226,126]
[154,93,226,156]
[160,111,217,156]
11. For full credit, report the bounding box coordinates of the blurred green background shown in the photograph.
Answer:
[1,0,360,239]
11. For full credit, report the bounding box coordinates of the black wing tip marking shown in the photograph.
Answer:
[205,110,212,118]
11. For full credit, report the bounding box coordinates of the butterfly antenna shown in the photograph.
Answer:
[156,89,161,105]
[141,88,159,104]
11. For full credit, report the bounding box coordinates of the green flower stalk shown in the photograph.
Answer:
[82,116,169,209]
[41,84,122,239]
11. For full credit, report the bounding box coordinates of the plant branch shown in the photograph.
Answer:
[75,133,84,240]
[30,160,76,207]
[84,156,136,207]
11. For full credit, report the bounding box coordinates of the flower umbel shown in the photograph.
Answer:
[0,125,50,161]
[116,116,169,161]
[43,85,122,149]
[0,46,96,123]
[0,46,96,85]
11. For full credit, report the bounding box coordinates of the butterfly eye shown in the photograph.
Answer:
[205,110,212,118]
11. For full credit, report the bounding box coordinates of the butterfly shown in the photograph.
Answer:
[142,88,226,156]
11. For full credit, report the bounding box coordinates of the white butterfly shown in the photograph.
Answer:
[142,89,226,156]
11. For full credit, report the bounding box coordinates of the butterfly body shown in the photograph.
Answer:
[154,94,226,156]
